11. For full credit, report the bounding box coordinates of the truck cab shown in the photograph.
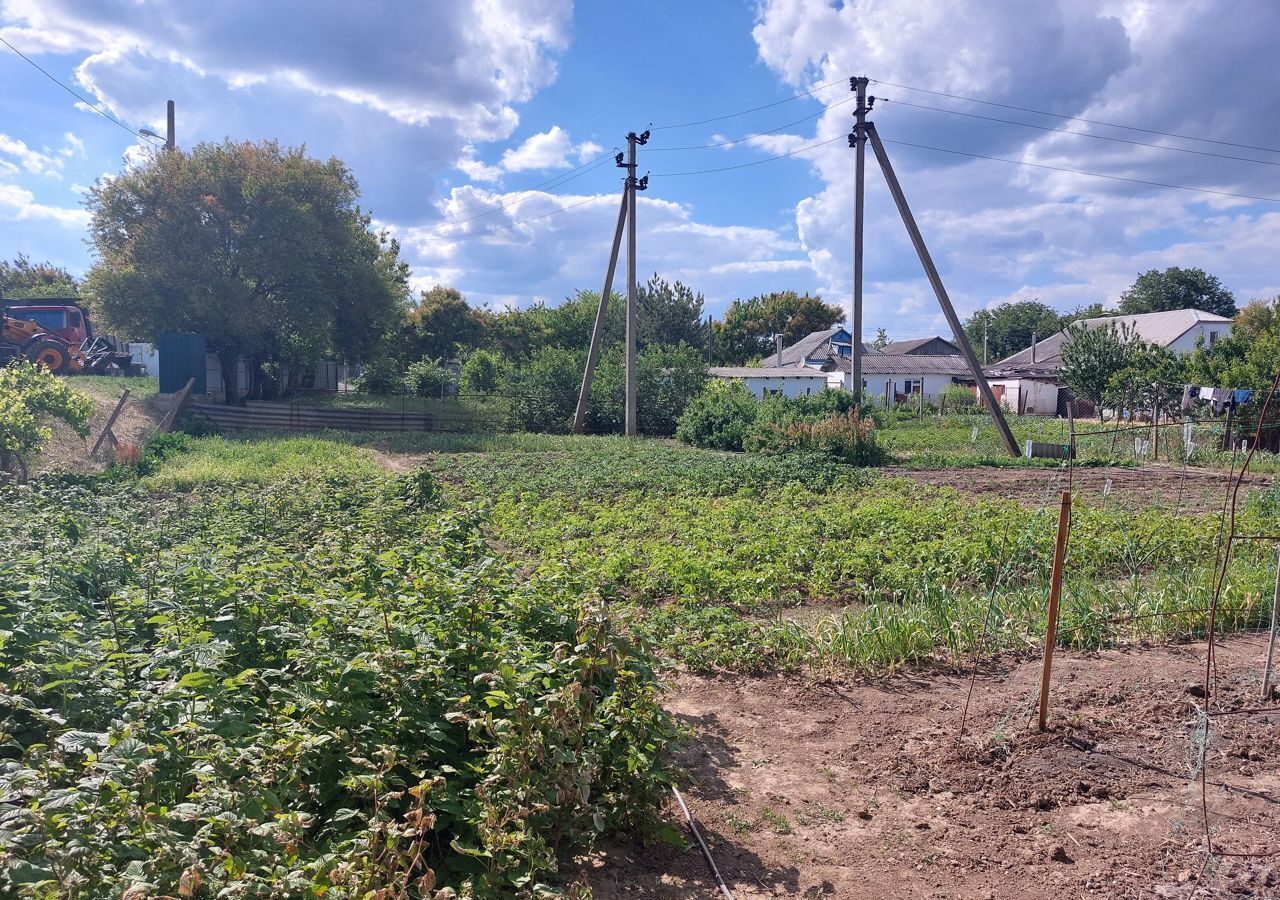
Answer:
[1,300,92,345]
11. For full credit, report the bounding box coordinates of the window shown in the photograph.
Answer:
[763,387,782,398]
[12,310,66,330]
[903,379,922,394]
[835,343,851,357]
[1208,330,1219,346]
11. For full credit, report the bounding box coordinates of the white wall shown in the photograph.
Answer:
[829,371,958,401]
[1167,322,1232,355]
[990,378,1059,416]
[714,374,831,400]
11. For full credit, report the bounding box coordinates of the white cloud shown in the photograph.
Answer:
[0,182,90,227]
[0,134,63,176]
[501,126,600,172]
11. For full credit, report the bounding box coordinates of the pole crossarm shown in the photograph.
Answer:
[864,120,1021,457]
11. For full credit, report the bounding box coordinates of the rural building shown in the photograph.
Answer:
[758,326,879,367]
[985,308,1232,415]
[880,336,962,356]
[708,366,835,399]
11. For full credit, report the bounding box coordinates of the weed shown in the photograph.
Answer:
[761,808,792,835]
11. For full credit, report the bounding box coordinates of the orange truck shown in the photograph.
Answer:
[1,300,140,375]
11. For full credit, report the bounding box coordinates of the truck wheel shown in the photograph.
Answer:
[26,339,71,375]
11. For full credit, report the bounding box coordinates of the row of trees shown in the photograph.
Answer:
[964,268,1237,363]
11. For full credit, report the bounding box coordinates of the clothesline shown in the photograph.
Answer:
[1180,383,1252,415]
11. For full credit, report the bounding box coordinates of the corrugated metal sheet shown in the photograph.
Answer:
[157,333,207,394]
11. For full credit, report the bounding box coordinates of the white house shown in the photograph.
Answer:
[985,308,1233,416]
[759,326,878,367]
[708,366,834,399]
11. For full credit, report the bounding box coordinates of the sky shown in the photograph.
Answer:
[1,0,1278,341]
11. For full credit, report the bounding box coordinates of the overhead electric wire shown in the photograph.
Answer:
[880,138,1280,204]
[0,35,162,146]
[870,78,1280,156]
[646,97,856,151]
[650,133,845,176]
[651,74,849,130]
[878,96,1280,168]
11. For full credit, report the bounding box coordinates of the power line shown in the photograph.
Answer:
[651,74,850,131]
[0,35,162,146]
[646,97,856,152]
[870,78,1280,156]
[651,134,845,176]
[878,96,1280,168]
[881,137,1280,204]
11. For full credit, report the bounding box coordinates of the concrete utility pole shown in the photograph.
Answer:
[166,100,176,151]
[850,76,869,402]
[624,129,649,437]
[572,189,629,434]
[864,121,1020,457]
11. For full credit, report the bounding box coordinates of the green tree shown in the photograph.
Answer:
[871,327,889,350]
[1117,267,1237,317]
[1184,297,1280,407]
[0,255,80,299]
[964,300,1063,363]
[85,140,409,402]
[459,349,506,395]
[402,286,489,361]
[715,291,842,365]
[0,361,93,480]
[403,357,451,397]
[637,274,706,350]
[1060,321,1146,417]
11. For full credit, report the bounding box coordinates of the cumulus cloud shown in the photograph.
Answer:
[0,182,90,227]
[748,0,1280,337]
[500,126,602,173]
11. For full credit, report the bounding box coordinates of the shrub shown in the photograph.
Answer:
[748,408,887,466]
[459,349,506,395]
[404,356,452,397]
[0,360,93,480]
[509,346,582,433]
[351,357,405,394]
[940,383,978,412]
[675,379,759,450]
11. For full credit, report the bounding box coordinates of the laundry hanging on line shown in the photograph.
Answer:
[1183,384,1250,415]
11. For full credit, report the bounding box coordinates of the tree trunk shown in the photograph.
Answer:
[218,353,240,405]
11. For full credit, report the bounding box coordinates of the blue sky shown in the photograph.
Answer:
[2,0,1279,341]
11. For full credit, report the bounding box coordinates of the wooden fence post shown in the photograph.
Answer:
[90,389,131,458]
[1038,490,1073,731]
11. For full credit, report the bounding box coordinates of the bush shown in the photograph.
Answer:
[747,408,887,465]
[675,379,759,450]
[404,356,451,397]
[459,349,506,396]
[509,347,583,433]
[940,383,978,412]
[351,357,405,394]
[0,360,93,480]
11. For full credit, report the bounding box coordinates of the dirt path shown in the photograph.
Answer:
[894,465,1273,515]
[587,636,1279,899]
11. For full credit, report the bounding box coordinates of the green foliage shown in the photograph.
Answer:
[459,349,506,395]
[963,300,1064,363]
[746,408,888,466]
[401,286,489,361]
[675,379,759,451]
[714,291,843,365]
[1060,320,1147,413]
[1118,266,1237,317]
[1183,297,1280,412]
[85,140,410,398]
[0,361,93,476]
[940,383,979,412]
[404,357,452,397]
[352,357,408,395]
[637,274,707,350]
[0,459,673,897]
[508,347,582,433]
[1103,342,1184,415]
[0,255,79,299]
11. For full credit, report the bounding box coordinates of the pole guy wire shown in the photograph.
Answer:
[651,74,850,130]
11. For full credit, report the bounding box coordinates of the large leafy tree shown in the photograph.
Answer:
[714,291,843,365]
[0,255,80,299]
[1118,267,1237,317]
[1184,297,1280,403]
[964,300,1064,363]
[1060,321,1148,417]
[401,285,490,361]
[85,140,409,401]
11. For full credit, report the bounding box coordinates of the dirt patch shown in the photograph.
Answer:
[586,635,1280,899]
[35,383,167,475]
[367,448,429,473]
[895,465,1273,515]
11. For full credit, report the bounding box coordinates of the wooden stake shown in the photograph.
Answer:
[1264,547,1279,700]
[864,122,1020,457]
[572,190,628,434]
[1038,489,1073,731]
[90,389,131,458]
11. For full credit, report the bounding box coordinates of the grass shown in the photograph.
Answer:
[761,809,791,835]
[63,373,159,399]
[141,433,382,490]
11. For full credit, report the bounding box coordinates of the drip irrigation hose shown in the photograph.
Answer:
[671,786,735,900]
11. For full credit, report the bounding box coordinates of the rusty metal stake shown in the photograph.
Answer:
[1038,490,1073,731]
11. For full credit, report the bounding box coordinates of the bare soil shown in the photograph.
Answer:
[586,635,1280,899]
[894,465,1274,515]
[35,383,167,475]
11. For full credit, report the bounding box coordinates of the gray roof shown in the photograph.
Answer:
[709,366,830,379]
[827,355,974,376]
[760,328,879,367]
[881,336,960,356]
[992,308,1232,371]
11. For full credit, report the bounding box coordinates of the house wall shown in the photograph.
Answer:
[990,378,1059,416]
[830,371,958,401]
[1167,322,1232,354]
[713,374,830,400]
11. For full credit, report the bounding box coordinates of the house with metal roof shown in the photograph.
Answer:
[880,336,962,356]
[758,326,879,367]
[984,308,1233,416]
[708,366,836,399]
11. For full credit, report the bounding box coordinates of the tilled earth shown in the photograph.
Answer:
[586,635,1280,899]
